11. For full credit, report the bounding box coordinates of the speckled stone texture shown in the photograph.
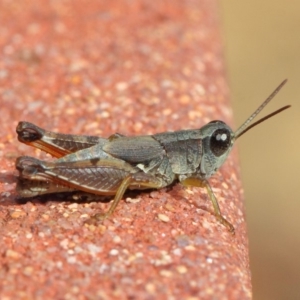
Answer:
[0,1,251,299]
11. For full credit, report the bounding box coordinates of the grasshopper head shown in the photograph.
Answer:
[199,79,290,179]
[199,121,234,178]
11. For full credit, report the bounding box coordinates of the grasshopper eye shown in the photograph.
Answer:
[210,129,231,157]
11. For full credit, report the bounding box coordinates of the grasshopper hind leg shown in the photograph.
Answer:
[16,155,165,225]
[16,121,105,157]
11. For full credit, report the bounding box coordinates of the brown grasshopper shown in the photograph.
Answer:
[15,80,290,233]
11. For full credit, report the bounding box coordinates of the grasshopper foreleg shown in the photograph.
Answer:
[182,177,235,234]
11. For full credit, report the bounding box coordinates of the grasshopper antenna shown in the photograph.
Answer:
[235,79,291,139]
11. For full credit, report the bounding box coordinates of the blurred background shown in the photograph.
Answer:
[220,1,300,299]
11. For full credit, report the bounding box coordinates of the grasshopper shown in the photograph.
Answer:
[15,80,290,233]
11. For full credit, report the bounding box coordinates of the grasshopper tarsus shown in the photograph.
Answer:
[15,81,290,233]
[84,213,108,226]
[217,215,235,235]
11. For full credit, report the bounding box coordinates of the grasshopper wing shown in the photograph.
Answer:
[103,136,165,163]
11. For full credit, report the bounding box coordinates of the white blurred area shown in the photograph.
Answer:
[220,1,300,299]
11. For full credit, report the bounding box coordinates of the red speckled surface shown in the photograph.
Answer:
[0,1,251,299]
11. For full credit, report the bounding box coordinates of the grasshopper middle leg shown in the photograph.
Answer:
[92,172,164,221]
